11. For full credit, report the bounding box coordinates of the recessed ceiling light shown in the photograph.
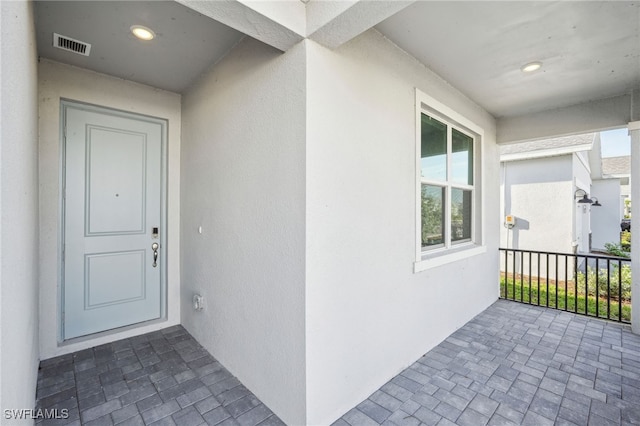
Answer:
[130,25,155,41]
[521,61,542,73]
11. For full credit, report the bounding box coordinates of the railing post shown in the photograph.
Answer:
[595,258,600,318]
[630,120,640,333]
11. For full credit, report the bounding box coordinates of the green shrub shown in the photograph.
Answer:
[499,274,631,322]
[605,241,630,258]
[621,231,631,251]
[576,264,631,300]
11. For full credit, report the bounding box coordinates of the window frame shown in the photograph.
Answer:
[415,89,486,272]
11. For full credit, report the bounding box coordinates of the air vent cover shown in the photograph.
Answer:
[53,33,91,56]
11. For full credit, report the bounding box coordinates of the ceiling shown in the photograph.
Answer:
[35,1,243,93]
[34,1,640,119]
[376,1,640,118]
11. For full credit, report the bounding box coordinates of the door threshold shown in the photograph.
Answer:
[60,316,167,347]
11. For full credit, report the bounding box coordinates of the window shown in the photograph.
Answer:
[415,90,485,271]
[421,113,474,248]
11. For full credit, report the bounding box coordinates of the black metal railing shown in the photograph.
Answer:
[499,248,631,323]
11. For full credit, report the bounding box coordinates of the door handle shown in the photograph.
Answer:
[152,242,159,267]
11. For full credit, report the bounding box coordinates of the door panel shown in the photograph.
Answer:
[86,127,146,235]
[85,251,145,307]
[63,103,164,339]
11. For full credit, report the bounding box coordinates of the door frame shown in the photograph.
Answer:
[59,99,168,342]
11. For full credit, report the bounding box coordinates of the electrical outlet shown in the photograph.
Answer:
[193,294,204,311]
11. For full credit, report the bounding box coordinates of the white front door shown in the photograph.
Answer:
[62,102,165,339]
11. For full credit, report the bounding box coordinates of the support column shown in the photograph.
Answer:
[630,121,640,333]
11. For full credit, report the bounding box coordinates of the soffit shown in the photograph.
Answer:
[33,0,640,120]
[35,1,244,93]
[376,1,640,118]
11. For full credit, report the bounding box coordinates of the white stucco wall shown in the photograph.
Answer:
[573,151,592,194]
[591,179,622,250]
[1,1,40,419]
[575,150,591,174]
[38,59,181,358]
[629,124,640,332]
[305,30,499,425]
[573,151,594,252]
[501,156,573,253]
[180,38,306,425]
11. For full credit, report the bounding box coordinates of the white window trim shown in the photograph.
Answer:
[414,89,486,272]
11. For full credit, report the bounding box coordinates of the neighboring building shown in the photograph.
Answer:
[601,155,631,217]
[500,132,628,257]
[499,132,631,281]
[500,133,597,255]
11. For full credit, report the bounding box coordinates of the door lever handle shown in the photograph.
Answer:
[152,242,159,267]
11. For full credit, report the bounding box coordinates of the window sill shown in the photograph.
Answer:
[414,244,487,272]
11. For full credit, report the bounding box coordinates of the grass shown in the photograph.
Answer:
[500,274,631,323]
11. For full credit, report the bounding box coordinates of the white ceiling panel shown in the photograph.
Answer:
[376,1,640,118]
[35,1,244,93]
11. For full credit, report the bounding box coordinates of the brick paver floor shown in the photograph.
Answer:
[36,301,640,425]
[36,325,284,426]
[335,300,640,426]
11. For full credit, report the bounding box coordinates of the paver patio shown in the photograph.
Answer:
[35,326,284,426]
[36,300,640,425]
[336,300,640,426]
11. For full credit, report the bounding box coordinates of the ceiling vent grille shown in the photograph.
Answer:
[53,33,91,56]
